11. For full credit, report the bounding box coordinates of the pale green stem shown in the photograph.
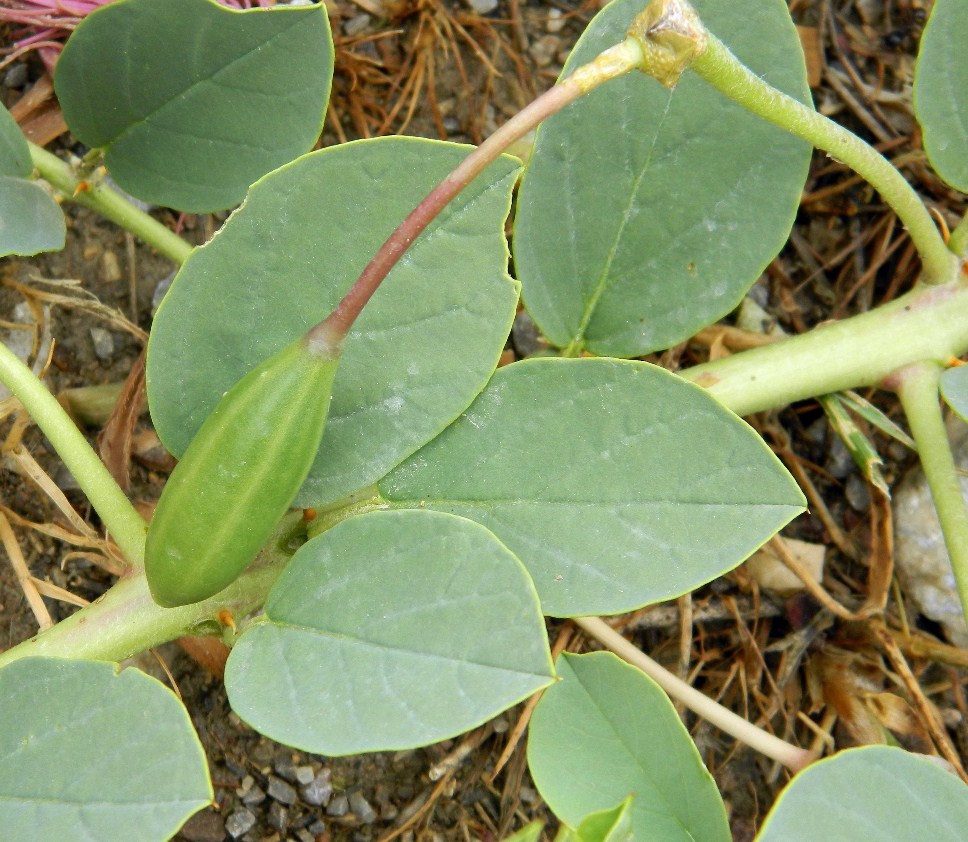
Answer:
[574,616,815,772]
[29,143,193,265]
[894,363,968,629]
[688,33,958,285]
[0,341,147,566]
[0,513,302,668]
[681,278,968,415]
[950,213,968,258]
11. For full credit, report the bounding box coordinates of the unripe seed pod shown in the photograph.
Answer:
[145,334,340,607]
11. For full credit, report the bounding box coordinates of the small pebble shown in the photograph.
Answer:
[273,753,298,782]
[89,327,115,361]
[845,473,871,512]
[349,791,378,824]
[152,270,176,315]
[241,783,266,805]
[344,13,371,36]
[100,249,123,283]
[546,8,565,33]
[267,800,289,832]
[295,765,316,785]
[295,830,316,842]
[301,769,333,806]
[465,0,498,14]
[326,793,350,817]
[530,34,561,68]
[511,310,546,357]
[236,774,255,797]
[2,62,27,88]
[267,774,298,805]
[224,808,256,839]
[824,434,854,479]
[225,758,247,778]
[308,818,327,836]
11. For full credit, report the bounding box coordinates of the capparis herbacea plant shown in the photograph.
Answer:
[1,0,968,838]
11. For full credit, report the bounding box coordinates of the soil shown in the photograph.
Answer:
[2,1,968,841]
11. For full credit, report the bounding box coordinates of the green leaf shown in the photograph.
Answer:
[528,652,730,842]
[0,177,66,257]
[513,0,811,357]
[54,0,332,212]
[380,358,805,617]
[755,746,968,841]
[914,0,968,191]
[941,365,968,423]
[0,105,65,257]
[147,137,519,509]
[0,102,30,177]
[819,393,889,496]
[562,797,635,842]
[501,821,544,842]
[0,658,212,841]
[224,510,554,755]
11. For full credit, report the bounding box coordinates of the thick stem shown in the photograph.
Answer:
[311,38,645,345]
[0,341,147,566]
[0,512,303,668]
[894,363,968,630]
[684,31,957,285]
[29,143,193,266]
[681,278,968,416]
[574,616,815,772]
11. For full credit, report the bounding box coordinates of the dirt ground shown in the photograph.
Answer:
[2,1,968,841]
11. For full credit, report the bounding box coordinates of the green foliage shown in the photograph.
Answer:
[224,510,554,754]
[380,357,805,616]
[527,652,731,842]
[914,0,968,192]
[513,0,810,357]
[754,746,968,841]
[0,105,64,256]
[2,0,968,838]
[146,138,520,508]
[0,658,212,841]
[54,0,332,212]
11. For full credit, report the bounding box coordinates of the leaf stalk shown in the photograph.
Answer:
[29,142,194,266]
[893,362,968,631]
[315,37,645,344]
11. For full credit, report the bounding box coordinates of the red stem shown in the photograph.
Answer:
[308,39,643,349]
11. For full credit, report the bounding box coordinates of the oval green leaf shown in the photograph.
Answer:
[0,103,30,177]
[0,105,65,257]
[528,652,730,842]
[224,510,554,755]
[756,746,968,842]
[0,177,66,257]
[513,0,811,357]
[379,358,805,617]
[940,364,968,422]
[55,0,332,212]
[0,658,212,841]
[914,0,968,191]
[147,137,519,509]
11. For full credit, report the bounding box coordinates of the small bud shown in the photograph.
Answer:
[627,0,707,88]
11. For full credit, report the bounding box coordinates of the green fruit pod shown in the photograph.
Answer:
[145,335,340,607]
